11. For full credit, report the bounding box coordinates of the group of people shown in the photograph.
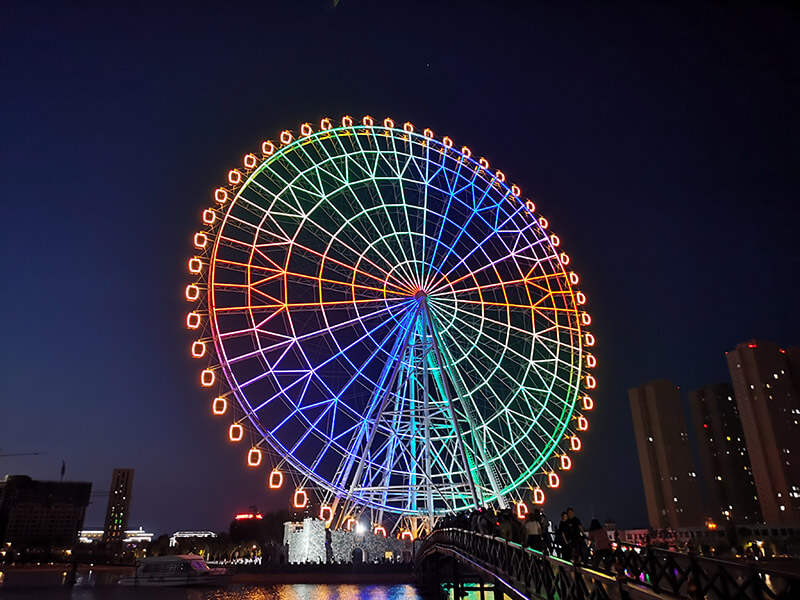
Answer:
[436,506,611,566]
[524,508,612,565]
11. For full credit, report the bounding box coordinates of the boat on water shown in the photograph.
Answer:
[118,554,229,587]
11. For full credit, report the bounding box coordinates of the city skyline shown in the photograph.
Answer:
[2,2,798,534]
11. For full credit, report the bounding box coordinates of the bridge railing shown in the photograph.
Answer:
[416,528,799,600]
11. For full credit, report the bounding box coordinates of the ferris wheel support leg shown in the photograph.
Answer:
[421,300,482,510]
[428,311,507,509]
[341,302,425,508]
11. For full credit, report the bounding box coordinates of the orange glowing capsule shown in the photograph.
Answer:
[345,518,356,531]
[185,284,201,301]
[300,123,313,136]
[188,258,203,274]
[581,312,592,326]
[202,209,216,225]
[560,455,572,470]
[495,170,505,182]
[577,416,589,431]
[585,333,595,347]
[461,146,472,158]
[403,122,414,133]
[570,436,582,451]
[229,423,243,442]
[362,115,374,126]
[191,341,206,358]
[538,217,549,229]
[586,374,597,389]
[550,234,561,247]
[247,447,262,467]
[341,115,354,127]
[511,184,521,197]
[268,469,283,489]
[383,117,395,128]
[243,153,257,169]
[479,157,490,169]
[548,472,560,488]
[532,488,545,505]
[200,369,215,387]
[193,232,208,249]
[374,526,387,537]
[279,130,293,145]
[320,118,332,131]
[516,502,529,519]
[560,253,571,265]
[583,396,594,410]
[525,200,536,213]
[576,291,587,305]
[569,271,579,285]
[401,531,414,541]
[442,136,453,148]
[186,312,201,330]
[586,354,596,368]
[320,505,333,524]
[262,140,276,155]
[422,128,434,138]
[228,169,242,185]
[212,397,227,415]
[293,489,308,509]
[214,188,228,204]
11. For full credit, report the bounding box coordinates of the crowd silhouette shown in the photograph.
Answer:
[434,506,611,566]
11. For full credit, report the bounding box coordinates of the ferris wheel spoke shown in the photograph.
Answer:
[322,135,418,284]
[427,220,548,296]
[419,149,485,289]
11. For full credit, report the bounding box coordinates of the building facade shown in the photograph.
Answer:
[727,341,800,523]
[629,379,704,529]
[0,475,92,548]
[102,468,134,544]
[689,383,762,523]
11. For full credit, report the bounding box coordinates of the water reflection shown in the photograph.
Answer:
[0,584,422,600]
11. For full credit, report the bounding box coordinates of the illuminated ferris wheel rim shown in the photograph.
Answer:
[185,115,597,520]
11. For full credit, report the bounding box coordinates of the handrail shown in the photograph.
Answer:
[415,528,799,600]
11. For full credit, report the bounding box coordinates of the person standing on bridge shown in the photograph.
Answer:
[563,507,585,563]
[588,519,612,567]
[524,510,543,551]
[555,511,570,559]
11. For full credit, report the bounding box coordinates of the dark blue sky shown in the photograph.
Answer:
[2,1,798,534]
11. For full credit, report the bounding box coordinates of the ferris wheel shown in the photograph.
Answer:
[185,116,596,530]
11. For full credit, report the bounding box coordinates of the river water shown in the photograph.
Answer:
[0,583,423,600]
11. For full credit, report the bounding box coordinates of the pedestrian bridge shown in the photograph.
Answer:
[415,528,798,600]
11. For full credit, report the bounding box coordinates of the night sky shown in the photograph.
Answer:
[2,1,798,535]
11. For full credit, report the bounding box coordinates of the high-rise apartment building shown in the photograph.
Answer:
[0,475,92,548]
[629,379,704,529]
[102,468,134,544]
[727,341,800,523]
[688,383,761,523]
